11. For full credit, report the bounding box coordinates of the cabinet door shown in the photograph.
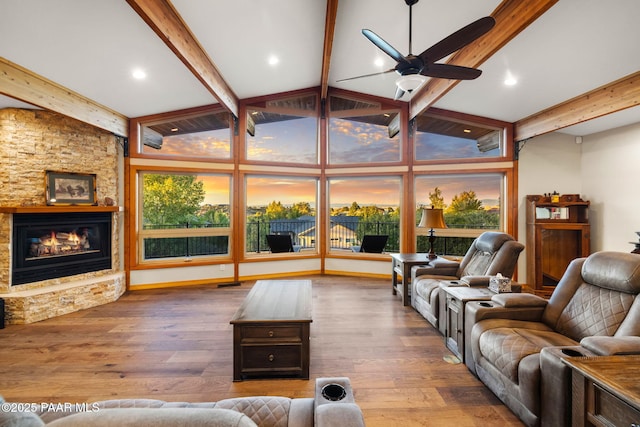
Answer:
[541,228,582,285]
[445,295,462,358]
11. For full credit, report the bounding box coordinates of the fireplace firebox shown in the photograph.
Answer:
[12,211,112,285]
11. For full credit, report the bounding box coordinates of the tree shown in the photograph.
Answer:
[348,201,360,216]
[448,190,483,213]
[143,174,205,226]
[265,200,287,219]
[428,187,446,209]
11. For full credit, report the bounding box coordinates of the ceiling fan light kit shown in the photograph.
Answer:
[396,74,427,93]
[338,0,495,100]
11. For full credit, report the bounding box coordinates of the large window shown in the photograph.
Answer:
[415,173,504,255]
[139,109,232,159]
[245,93,318,164]
[414,112,503,161]
[245,175,318,253]
[327,176,401,252]
[328,94,402,164]
[138,172,231,262]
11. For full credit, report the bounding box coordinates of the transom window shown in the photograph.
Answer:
[328,94,402,164]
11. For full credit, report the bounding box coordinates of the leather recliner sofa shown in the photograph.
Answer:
[410,231,524,334]
[0,377,365,427]
[465,251,640,427]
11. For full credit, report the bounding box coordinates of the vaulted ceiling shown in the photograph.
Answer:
[1,0,639,140]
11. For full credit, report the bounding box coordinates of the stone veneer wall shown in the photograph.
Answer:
[0,108,125,324]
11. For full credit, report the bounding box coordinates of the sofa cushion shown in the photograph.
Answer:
[475,232,513,253]
[413,276,456,300]
[46,407,257,427]
[215,397,291,427]
[582,251,640,293]
[555,284,636,341]
[477,321,577,382]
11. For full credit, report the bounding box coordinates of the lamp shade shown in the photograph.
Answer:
[418,207,447,229]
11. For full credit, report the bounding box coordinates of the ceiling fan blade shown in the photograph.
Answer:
[362,29,410,65]
[421,63,482,80]
[336,68,395,83]
[393,86,406,101]
[418,16,495,63]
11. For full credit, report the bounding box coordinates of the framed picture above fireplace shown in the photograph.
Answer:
[46,171,97,206]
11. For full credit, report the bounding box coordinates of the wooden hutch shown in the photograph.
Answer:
[526,194,590,297]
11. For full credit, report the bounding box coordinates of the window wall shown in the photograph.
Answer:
[126,87,515,279]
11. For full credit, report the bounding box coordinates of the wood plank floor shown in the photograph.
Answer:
[0,275,524,426]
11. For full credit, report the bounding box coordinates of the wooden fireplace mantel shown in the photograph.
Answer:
[0,206,122,214]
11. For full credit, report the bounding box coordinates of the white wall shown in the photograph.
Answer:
[581,122,640,252]
[516,132,583,282]
[516,122,640,284]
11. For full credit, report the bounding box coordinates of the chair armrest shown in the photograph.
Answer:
[491,292,547,308]
[313,377,364,427]
[412,259,460,279]
[316,403,365,427]
[580,336,640,355]
[460,275,491,287]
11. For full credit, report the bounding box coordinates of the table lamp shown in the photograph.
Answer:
[418,206,447,259]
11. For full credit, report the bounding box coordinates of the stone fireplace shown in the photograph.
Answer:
[0,108,125,324]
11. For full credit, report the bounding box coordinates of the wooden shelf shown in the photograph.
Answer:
[0,206,122,214]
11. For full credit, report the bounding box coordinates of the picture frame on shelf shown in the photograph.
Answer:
[45,171,97,206]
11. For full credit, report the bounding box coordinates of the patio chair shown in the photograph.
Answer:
[266,234,296,253]
[351,234,388,253]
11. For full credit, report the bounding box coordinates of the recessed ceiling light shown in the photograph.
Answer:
[132,68,147,80]
[268,55,279,66]
[170,127,179,132]
[374,57,384,67]
[504,71,517,86]
[463,129,472,133]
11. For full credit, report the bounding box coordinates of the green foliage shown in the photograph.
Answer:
[428,187,446,209]
[143,174,206,226]
[447,190,483,212]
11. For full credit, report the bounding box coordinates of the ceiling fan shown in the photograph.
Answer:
[337,0,496,100]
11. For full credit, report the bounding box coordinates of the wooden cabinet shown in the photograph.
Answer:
[526,195,590,297]
[442,286,494,362]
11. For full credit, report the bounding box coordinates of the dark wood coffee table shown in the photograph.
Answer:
[230,280,312,381]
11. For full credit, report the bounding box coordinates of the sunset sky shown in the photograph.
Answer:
[150,118,500,208]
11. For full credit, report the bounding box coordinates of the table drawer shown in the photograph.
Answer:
[240,325,302,340]
[241,344,302,371]
[589,383,640,426]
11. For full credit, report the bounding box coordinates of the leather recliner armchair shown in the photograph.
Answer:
[410,231,524,334]
[466,251,640,427]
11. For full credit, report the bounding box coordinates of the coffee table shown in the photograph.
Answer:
[230,280,312,381]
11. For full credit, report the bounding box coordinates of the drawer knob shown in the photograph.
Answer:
[268,354,275,362]
[268,330,274,337]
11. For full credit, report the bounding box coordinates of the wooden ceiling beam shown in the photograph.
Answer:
[126,0,239,118]
[0,57,128,136]
[515,71,640,141]
[320,0,339,100]
[409,0,559,120]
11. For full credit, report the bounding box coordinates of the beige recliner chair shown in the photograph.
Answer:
[466,251,640,427]
[410,231,524,334]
